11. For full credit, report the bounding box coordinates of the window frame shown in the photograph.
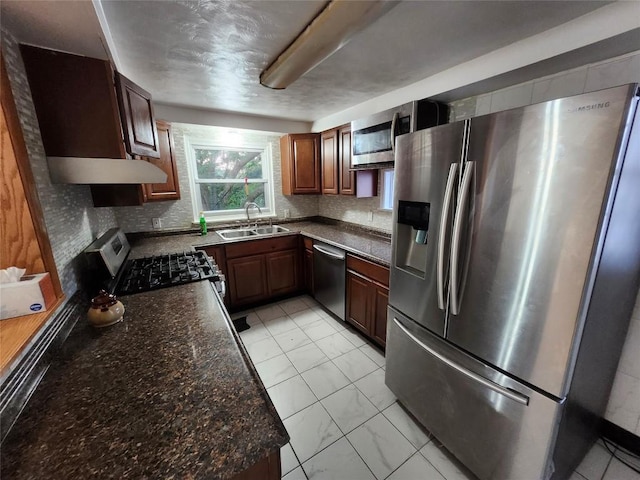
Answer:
[184,137,276,222]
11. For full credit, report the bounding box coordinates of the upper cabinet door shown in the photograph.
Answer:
[142,121,181,201]
[338,124,355,195]
[321,129,339,195]
[115,72,159,158]
[280,133,321,195]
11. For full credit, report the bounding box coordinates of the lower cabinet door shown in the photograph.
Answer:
[346,271,371,334]
[227,254,268,306]
[372,285,389,347]
[266,249,299,297]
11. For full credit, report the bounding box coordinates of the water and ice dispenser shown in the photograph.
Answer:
[395,200,430,277]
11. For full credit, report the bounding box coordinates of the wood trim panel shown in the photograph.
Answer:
[1,54,63,298]
[232,450,281,480]
[346,254,389,287]
[303,236,313,251]
[225,235,298,259]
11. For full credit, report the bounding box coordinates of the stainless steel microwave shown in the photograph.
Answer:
[351,102,416,168]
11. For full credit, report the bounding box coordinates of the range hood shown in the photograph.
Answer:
[47,157,167,184]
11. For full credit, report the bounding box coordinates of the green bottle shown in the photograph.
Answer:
[199,211,207,235]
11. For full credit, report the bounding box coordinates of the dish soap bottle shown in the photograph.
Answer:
[199,211,208,235]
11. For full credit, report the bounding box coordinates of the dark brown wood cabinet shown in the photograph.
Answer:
[280,134,321,195]
[346,254,390,348]
[115,72,159,158]
[321,129,339,194]
[199,235,301,311]
[339,125,355,195]
[142,121,181,201]
[302,237,314,294]
[20,45,160,207]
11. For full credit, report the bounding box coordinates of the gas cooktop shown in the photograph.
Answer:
[116,251,220,295]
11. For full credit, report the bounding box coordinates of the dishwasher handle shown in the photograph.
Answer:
[313,244,345,260]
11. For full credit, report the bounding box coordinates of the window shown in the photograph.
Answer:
[186,138,275,221]
[380,168,395,211]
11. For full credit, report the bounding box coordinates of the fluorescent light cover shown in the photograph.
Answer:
[260,0,398,89]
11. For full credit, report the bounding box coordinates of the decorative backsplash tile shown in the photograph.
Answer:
[2,29,117,296]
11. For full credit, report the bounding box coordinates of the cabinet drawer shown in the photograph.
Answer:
[346,254,389,287]
[225,235,299,259]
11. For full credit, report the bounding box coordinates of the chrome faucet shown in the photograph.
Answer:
[245,202,262,228]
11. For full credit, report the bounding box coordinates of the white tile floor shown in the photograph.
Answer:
[234,295,640,480]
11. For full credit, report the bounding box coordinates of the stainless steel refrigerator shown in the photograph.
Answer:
[385,84,640,480]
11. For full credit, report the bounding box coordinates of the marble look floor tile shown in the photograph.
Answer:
[279,298,310,315]
[575,441,613,480]
[263,315,299,336]
[256,303,287,322]
[290,309,323,328]
[245,311,262,326]
[283,465,307,480]
[602,457,640,480]
[304,319,338,342]
[321,384,378,434]
[340,328,368,347]
[322,315,348,332]
[239,322,272,345]
[267,375,317,420]
[281,443,300,476]
[359,344,385,367]
[300,295,318,307]
[286,343,330,373]
[315,332,357,359]
[245,336,283,363]
[284,402,343,463]
[301,361,351,399]
[347,413,415,480]
[420,441,476,480]
[333,348,379,382]
[382,402,430,449]
[303,437,375,480]
[254,354,298,389]
[273,327,312,353]
[354,368,397,410]
[387,452,445,480]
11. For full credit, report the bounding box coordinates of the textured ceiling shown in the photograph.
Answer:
[1,0,621,123]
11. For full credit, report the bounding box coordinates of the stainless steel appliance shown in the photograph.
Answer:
[85,228,226,297]
[385,85,640,480]
[351,102,416,168]
[313,241,346,320]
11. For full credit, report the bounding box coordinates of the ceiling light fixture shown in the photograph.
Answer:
[260,0,398,89]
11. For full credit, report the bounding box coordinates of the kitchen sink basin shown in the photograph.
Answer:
[216,229,257,239]
[253,225,290,235]
[216,225,290,240]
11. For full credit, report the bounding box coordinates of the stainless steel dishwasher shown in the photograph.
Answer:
[313,241,346,320]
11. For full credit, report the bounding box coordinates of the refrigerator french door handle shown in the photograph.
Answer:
[437,163,458,310]
[390,112,399,156]
[393,318,530,406]
[450,161,474,315]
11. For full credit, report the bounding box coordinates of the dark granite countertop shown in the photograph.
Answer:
[129,220,392,266]
[0,282,288,479]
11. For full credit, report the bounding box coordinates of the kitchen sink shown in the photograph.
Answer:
[216,225,290,240]
[253,225,290,235]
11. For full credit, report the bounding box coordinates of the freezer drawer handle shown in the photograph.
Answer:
[313,244,345,260]
[393,318,530,406]
[437,163,458,310]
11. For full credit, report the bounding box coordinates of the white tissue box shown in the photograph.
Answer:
[0,273,56,320]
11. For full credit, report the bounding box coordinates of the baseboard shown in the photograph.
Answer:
[602,419,640,456]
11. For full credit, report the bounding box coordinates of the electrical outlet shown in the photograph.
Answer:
[283,209,290,218]
[152,217,162,229]
[368,211,374,222]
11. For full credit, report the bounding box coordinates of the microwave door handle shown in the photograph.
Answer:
[390,111,399,157]
[437,163,458,310]
[450,161,474,315]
